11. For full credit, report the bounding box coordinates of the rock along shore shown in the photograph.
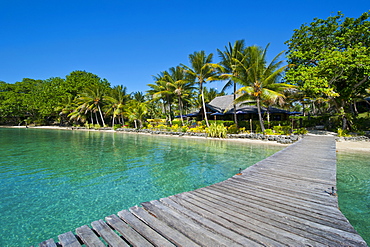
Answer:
[115,128,303,144]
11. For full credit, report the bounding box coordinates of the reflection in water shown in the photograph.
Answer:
[0,128,283,246]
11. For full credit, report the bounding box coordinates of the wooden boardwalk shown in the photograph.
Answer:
[38,135,367,247]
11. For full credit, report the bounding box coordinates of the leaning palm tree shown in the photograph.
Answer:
[125,100,148,129]
[147,72,175,124]
[217,40,246,127]
[182,51,218,127]
[165,66,196,125]
[75,85,107,126]
[105,85,129,128]
[234,44,291,133]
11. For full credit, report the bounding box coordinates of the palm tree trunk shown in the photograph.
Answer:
[201,83,209,127]
[97,105,106,126]
[233,82,238,128]
[167,96,173,126]
[178,95,185,126]
[256,97,265,133]
[95,112,99,125]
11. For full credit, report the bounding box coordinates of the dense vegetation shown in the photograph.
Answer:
[1,11,369,134]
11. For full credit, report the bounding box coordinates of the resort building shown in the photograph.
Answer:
[196,95,291,122]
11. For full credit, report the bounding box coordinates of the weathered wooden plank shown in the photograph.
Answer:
[118,209,175,247]
[200,185,356,233]
[160,197,266,247]
[176,192,322,246]
[190,189,364,246]
[217,179,353,225]
[58,231,82,247]
[105,214,154,247]
[75,225,105,247]
[141,200,241,247]
[91,219,130,247]
[212,181,345,219]
[234,171,338,200]
[39,239,57,247]
[231,175,338,204]
[130,205,201,247]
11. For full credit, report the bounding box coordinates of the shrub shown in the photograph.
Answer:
[273,125,291,135]
[113,124,121,130]
[206,123,227,138]
[264,129,274,135]
[172,120,182,126]
[293,127,308,135]
[337,128,351,137]
[227,124,238,134]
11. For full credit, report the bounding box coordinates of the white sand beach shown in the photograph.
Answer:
[2,125,369,151]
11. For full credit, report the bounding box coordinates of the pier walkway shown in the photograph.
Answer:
[38,135,367,246]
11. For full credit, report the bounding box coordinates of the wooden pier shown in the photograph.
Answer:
[38,135,367,247]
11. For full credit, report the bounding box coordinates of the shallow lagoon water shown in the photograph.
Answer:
[0,128,284,246]
[337,150,370,244]
[1,128,368,246]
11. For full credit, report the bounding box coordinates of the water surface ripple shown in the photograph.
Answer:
[0,128,283,246]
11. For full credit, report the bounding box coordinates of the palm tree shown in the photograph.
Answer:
[165,66,196,125]
[132,91,146,103]
[217,40,246,127]
[147,73,175,124]
[105,85,129,128]
[75,85,108,126]
[234,44,291,133]
[125,100,148,129]
[182,51,218,127]
[56,94,77,126]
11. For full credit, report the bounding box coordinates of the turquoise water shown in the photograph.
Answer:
[0,128,284,246]
[337,150,370,244]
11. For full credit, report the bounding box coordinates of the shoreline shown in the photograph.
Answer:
[2,125,369,152]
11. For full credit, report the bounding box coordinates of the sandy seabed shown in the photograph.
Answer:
[336,141,370,152]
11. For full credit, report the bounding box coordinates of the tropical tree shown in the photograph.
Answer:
[105,85,129,127]
[125,100,148,128]
[132,91,146,103]
[74,85,108,126]
[217,40,246,127]
[234,45,291,133]
[182,51,218,127]
[193,87,226,109]
[285,11,370,130]
[147,73,175,124]
[63,71,110,98]
[164,66,195,125]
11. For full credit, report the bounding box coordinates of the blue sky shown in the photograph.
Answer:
[0,0,368,93]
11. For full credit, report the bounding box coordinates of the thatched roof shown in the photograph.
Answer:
[205,95,289,114]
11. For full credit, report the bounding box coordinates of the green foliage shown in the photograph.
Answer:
[337,128,351,137]
[285,11,370,130]
[227,124,238,134]
[273,125,291,135]
[172,120,182,126]
[206,123,227,138]
[264,129,274,135]
[293,128,308,135]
